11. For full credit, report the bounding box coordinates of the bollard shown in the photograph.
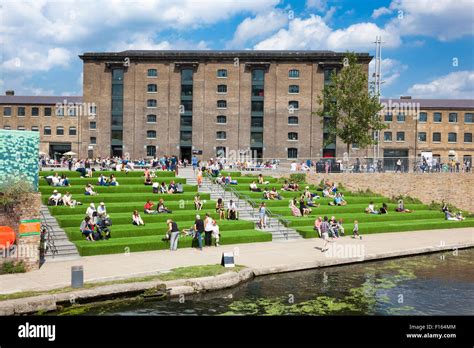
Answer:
[71,265,84,288]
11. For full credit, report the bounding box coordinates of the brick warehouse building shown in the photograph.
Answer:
[0,91,82,158]
[78,50,372,161]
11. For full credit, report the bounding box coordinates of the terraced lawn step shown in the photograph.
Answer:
[227,191,392,203]
[39,176,186,186]
[57,211,248,228]
[285,210,444,226]
[40,184,198,195]
[295,218,474,238]
[73,229,272,256]
[40,170,176,178]
[42,192,210,205]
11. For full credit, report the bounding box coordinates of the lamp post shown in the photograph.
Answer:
[414,113,418,172]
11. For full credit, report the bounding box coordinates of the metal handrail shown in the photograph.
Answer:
[40,210,58,258]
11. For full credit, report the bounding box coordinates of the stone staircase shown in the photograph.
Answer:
[180,168,302,241]
[40,205,81,262]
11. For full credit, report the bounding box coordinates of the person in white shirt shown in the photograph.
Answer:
[290,161,297,171]
[227,200,237,220]
[48,190,62,206]
[365,201,379,214]
[97,202,107,217]
[62,192,77,207]
[132,210,145,226]
[86,203,96,219]
[211,222,220,247]
[51,175,60,186]
[204,213,215,247]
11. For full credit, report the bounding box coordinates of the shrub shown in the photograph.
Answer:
[1,260,26,274]
[289,173,306,184]
[390,195,421,204]
[0,179,34,211]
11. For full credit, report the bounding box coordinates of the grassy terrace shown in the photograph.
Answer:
[218,172,474,238]
[40,170,271,256]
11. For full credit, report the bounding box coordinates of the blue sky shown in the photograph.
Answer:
[0,0,473,99]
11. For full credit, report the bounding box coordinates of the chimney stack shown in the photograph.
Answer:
[6,90,14,96]
[400,95,411,99]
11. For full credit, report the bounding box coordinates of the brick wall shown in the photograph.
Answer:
[307,173,474,213]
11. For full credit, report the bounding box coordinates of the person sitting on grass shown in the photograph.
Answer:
[194,194,203,210]
[445,210,465,221]
[157,199,172,214]
[216,198,225,220]
[365,201,379,214]
[86,203,96,218]
[97,202,107,218]
[269,187,282,200]
[84,183,98,196]
[48,190,62,206]
[290,198,302,217]
[98,174,108,186]
[62,191,81,207]
[152,181,159,194]
[159,182,168,194]
[322,187,334,198]
[263,187,271,200]
[132,210,145,226]
[395,199,413,213]
[330,182,338,194]
[108,174,119,186]
[144,173,153,186]
[281,180,291,191]
[306,195,320,208]
[249,181,262,192]
[379,203,388,214]
[168,180,177,194]
[258,174,269,185]
[144,200,157,214]
[333,192,347,206]
[80,216,95,242]
[50,172,60,186]
[289,181,299,191]
[352,220,361,239]
[175,182,184,193]
[313,216,322,237]
[227,200,237,220]
[60,174,70,187]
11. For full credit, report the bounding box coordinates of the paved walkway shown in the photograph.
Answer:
[0,227,473,294]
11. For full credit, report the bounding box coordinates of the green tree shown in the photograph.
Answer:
[316,52,386,156]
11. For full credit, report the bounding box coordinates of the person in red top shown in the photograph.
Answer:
[144,200,156,214]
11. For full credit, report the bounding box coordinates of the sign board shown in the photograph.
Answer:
[192,150,203,155]
[221,252,235,268]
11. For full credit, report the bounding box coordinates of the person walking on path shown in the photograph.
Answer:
[258,202,267,229]
[352,220,361,239]
[320,216,331,252]
[204,213,214,247]
[167,219,180,251]
[395,158,402,173]
[196,169,203,187]
[194,214,204,250]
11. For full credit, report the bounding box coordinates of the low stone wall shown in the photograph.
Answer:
[307,173,474,213]
[0,193,42,271]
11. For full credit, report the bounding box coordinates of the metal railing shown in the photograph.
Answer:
[40,210,58,259]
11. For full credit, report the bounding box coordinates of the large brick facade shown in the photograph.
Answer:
[79,50,373,161]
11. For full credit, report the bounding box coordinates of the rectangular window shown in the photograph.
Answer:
[418,112,427,122]
[4,125,11,130]
[448,112,458,123]
[250,132,263,145]
[433,112,442,123]
[465,113,473,123]
[147,69,158,77]
[56,106,64,116]
[181,85,193,96]
[112,84,124,96]
[44,127,51,135]
[464,133,472,143]
[180,130,192,143]
[418,132,427,142]
[448,132,457,143]
[288,85,299,94]
[44,107,52,116]
[217,85,227,93]
[56,127,64,136]
[217,69,228,78]
[67,106,76,116]
[288,148,298,159]
[251,117,264,128]
[146,145,156,157]
[32,107,39,117]
[397,112,405,122]
[288,69,300,78]
[3,107,11,116]
[252,85,264,97]
[17,126,25,131]
[89,121,97,130]
[17,107,25,117]
[251,69,264,82]
[181,69,193,82]
[111,115,123,126]
[384,113,392,122]
[251,101,264,112]
[384,132,392,142]
[90,137,97,145]
[396,132,405,141]
[69,127,77,136]
[31,126,39,132]
[112,69,124,81]
[147,84,157,93]
[180,116,192,127]
[181,100,193,112]
[432,132,441,142]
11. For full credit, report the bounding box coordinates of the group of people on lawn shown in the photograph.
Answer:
[79,202,112,241]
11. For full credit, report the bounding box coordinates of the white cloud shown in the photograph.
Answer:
[227,11,288,48]
[254,15,401,50]
[381,0,474,41]
[369,58,408,87]
[371,7,392,19]
[306,0,327,11]
[111,33,209,51]
[1,48,72,72]
[407,71,474,98]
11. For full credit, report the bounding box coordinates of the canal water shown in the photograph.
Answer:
[69,248,474,316]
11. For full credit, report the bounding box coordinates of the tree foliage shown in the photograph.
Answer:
[316,52,386,154]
